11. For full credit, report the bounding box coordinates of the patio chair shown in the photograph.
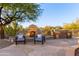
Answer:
[74,48,79,56]
[15,33,26,44]
[34,34,45,45]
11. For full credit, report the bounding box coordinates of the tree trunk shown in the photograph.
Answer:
[0,25,4,39]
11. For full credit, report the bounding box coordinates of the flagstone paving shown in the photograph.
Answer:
[0,39,78,56]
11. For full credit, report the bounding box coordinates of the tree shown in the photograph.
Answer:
[63,19,79,30]
[55,26,62,30]
[43,26,52,35]
[4,22,24,36]
[0,3,42,39]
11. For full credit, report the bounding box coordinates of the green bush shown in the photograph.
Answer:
[4,22,23,36]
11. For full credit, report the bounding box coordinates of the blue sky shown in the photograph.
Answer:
[21,3,79,27]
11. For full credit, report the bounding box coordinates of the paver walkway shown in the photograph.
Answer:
[0,39,78,56]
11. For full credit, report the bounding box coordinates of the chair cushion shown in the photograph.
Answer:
[16,34,25,41]
[35,34,42,41]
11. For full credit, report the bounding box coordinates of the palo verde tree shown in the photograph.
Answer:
[0,3,42,39]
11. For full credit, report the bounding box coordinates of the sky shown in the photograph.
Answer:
[20,3,79,27]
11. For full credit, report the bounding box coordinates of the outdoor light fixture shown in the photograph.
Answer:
[0,7,9,25]
[0,18,6,25]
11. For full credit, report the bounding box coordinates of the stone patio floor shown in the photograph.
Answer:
[0,38,79,56]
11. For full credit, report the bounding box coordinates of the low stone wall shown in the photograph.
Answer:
[52,30,72,39]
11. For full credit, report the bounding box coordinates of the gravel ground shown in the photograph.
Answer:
[0,38,78,56]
